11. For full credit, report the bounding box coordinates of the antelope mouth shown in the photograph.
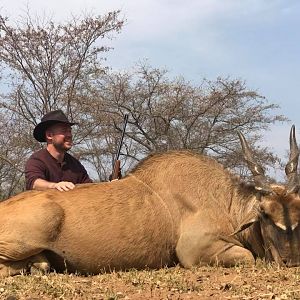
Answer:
[268,244,300,267]
[282,260,300,267]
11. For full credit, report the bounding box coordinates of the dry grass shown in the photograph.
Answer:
[1,262,300,299]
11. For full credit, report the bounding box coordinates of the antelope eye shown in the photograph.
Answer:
[260,209,269,219]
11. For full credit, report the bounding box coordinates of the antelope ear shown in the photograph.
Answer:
[230,217,258,236]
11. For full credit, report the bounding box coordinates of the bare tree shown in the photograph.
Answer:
[0,12,287,198]
[0,11,124,196]
[87,63,287,178]
[0,11,123,115]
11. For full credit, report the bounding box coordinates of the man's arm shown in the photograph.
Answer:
[25,154,75,192]
[77,160,93,184]
[33,179,75,191]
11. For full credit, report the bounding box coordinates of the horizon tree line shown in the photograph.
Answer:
[0,10,287,199]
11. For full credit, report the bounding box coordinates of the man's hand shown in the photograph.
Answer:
[33,178,75,191]
[52,181,75,191]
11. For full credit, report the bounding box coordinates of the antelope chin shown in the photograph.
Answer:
[267,243,285,266]
[267,243,300,267]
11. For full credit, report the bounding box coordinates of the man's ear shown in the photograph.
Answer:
[45,129,53,143]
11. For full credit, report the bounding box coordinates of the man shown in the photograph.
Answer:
[25,110,92,191]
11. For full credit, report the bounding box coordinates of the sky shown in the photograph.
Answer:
[1,0,300,178]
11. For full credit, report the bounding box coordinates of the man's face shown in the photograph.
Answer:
[46,123,73,151]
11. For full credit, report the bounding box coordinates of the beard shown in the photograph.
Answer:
[52,139,73,152]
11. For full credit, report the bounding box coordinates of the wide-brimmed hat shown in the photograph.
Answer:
[33,110,77,142]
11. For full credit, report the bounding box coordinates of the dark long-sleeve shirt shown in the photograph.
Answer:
[25,149,92,190]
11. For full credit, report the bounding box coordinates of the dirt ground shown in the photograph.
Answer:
[1,262,300,299]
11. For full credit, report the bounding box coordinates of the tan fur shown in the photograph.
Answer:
[0,150,299,276]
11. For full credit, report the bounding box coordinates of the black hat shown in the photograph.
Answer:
[33,110,77,142]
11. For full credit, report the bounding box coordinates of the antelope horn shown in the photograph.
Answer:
[237,131,272,193]
[285,125,300,194]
